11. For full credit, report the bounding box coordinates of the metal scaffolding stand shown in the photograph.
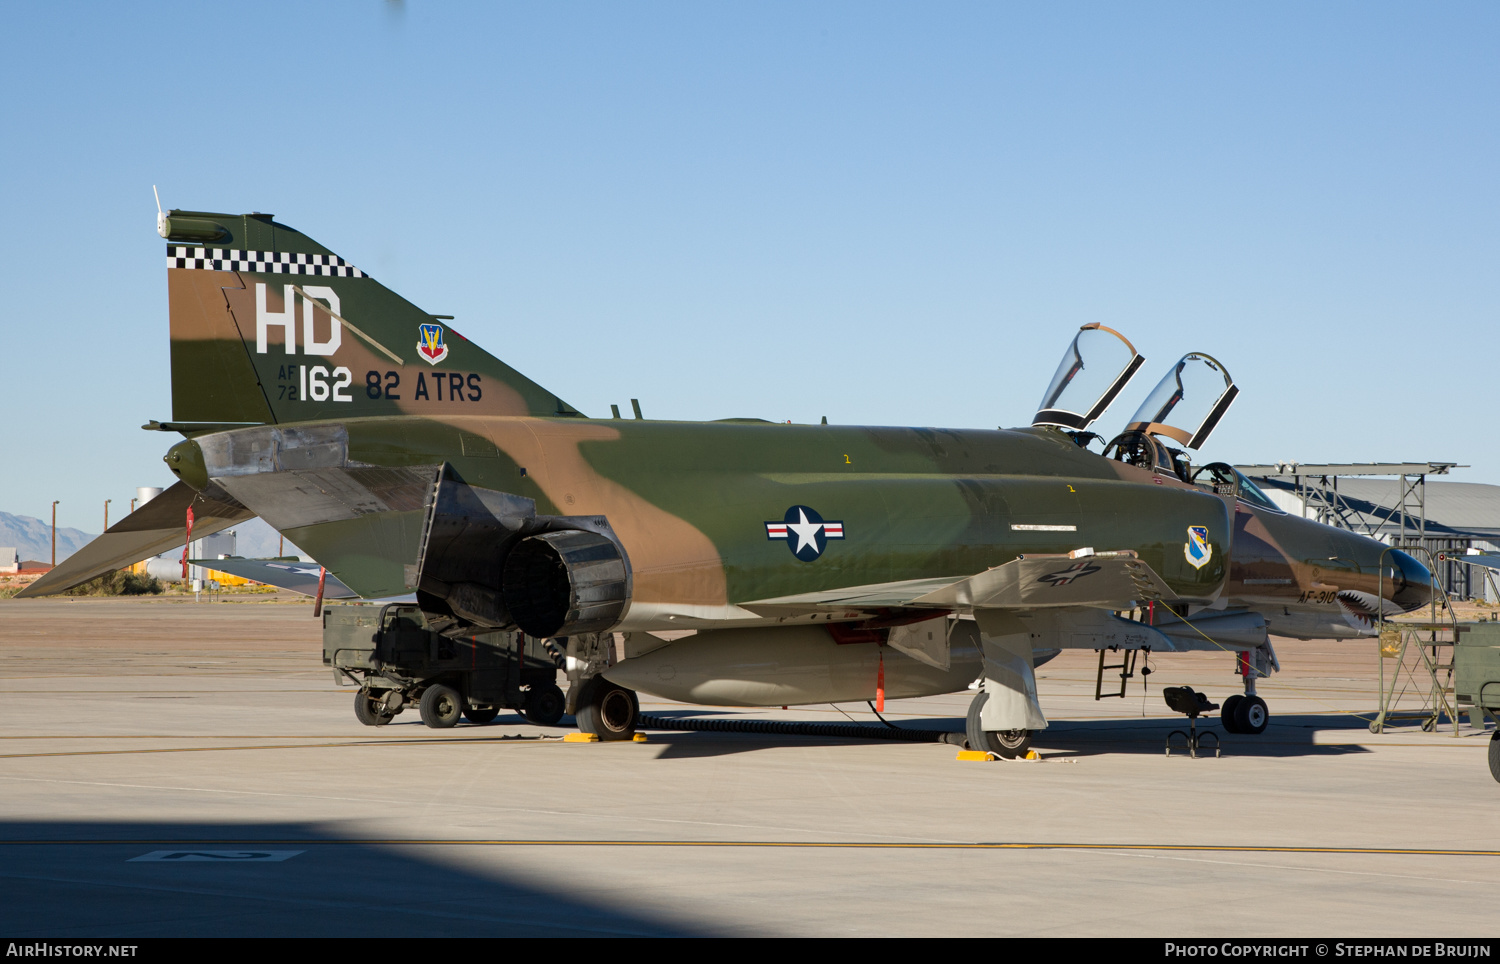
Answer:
[1371,545,1462,735]
[1439,553,1500,610]
[1233,462,1457,543]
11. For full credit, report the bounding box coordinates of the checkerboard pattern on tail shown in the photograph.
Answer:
[167,245,366,278]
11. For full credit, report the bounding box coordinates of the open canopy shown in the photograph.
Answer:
[1032,324,1145,431]
[1123,351,1238,450]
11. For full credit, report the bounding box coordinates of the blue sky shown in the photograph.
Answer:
[2,2,1496,531]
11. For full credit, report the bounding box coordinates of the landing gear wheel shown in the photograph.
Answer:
[575,678,639,741]
[964,690,1033,759]
[521,683,566,726]
[463,706,500,724]
[1234,695,1268,735]
[1221,694,1244,733]
[1488,732,1499,785]
[988,729,1034,758]
[419,684,464,729]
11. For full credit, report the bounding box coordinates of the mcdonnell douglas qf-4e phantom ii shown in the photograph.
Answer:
[23,209,1435,755]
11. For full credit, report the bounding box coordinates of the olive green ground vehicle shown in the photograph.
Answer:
[323,603,566,728]
[1453,622,1500,783]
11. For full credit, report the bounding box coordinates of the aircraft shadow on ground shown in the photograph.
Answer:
[367,709,1389,760]
[633,711,1382,759]
[1034,712,1377,758]
[0,820,710,938]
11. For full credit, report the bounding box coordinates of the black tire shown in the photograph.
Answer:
[521,683,566,726]
[964,690,988,751]
[354,691,380,726]
[1235,695,1269,735]
[964,689,1033,759]
[1221,694,1244,733]
[354,690,395,727]
[575,678,639,741]
[1488,732,1499,785]
[419,684,464,729]
[463,706,500,724]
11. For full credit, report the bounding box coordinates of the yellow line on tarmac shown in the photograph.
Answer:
[0,840,1495,857]
[0,735,560,759]
[0,735,402,740]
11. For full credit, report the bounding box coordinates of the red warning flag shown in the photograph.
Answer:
[181,506,195,579]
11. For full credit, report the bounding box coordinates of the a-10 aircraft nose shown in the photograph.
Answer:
[163,438,208,491]
[1387,548,1434,613]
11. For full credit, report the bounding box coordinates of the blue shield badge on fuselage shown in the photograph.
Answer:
[1184,526,1212,569]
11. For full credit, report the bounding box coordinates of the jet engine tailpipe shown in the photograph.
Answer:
[502,530,628,638]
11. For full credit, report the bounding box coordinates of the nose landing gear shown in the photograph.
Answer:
[1220,693,1268,734]
[1221,647,1272,734]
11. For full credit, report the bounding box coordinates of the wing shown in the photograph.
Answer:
[911,551,1177,609]
[740,552,1176,617]
[188,557,359,599]
[738,576,966,617]
[17,482,252,597]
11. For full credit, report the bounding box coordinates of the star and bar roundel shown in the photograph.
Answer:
[766,506,845,562]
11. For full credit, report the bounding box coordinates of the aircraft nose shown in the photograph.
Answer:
[1387,549,1433,613]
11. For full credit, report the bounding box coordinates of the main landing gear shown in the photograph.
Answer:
[964,690,1033,759]
[575,677,640,741]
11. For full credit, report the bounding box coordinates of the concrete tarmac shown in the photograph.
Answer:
[0,596,1496,937]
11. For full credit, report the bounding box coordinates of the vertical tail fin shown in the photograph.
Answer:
[164,210,582,425]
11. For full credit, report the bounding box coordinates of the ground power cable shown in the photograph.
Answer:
[636,713,959,744]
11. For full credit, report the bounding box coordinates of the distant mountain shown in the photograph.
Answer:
[217,516,307,561]
[0,513,96,564]
[0,511,307,566]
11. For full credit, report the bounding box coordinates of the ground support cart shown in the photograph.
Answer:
[323,603,567,728]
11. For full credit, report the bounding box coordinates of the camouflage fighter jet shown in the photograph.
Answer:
[21,210,1434,753]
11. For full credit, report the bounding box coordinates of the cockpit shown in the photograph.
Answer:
[1032,325,1272,510]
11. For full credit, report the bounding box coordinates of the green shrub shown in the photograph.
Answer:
[63,570,164,596]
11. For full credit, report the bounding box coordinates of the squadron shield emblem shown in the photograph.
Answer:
[417,323,449,365]
[1184,526,1212,569]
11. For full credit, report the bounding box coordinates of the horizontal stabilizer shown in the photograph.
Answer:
[189,557,357,599]
[16,482,252,597]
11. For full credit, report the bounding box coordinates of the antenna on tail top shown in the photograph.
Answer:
[153,186,166,238]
